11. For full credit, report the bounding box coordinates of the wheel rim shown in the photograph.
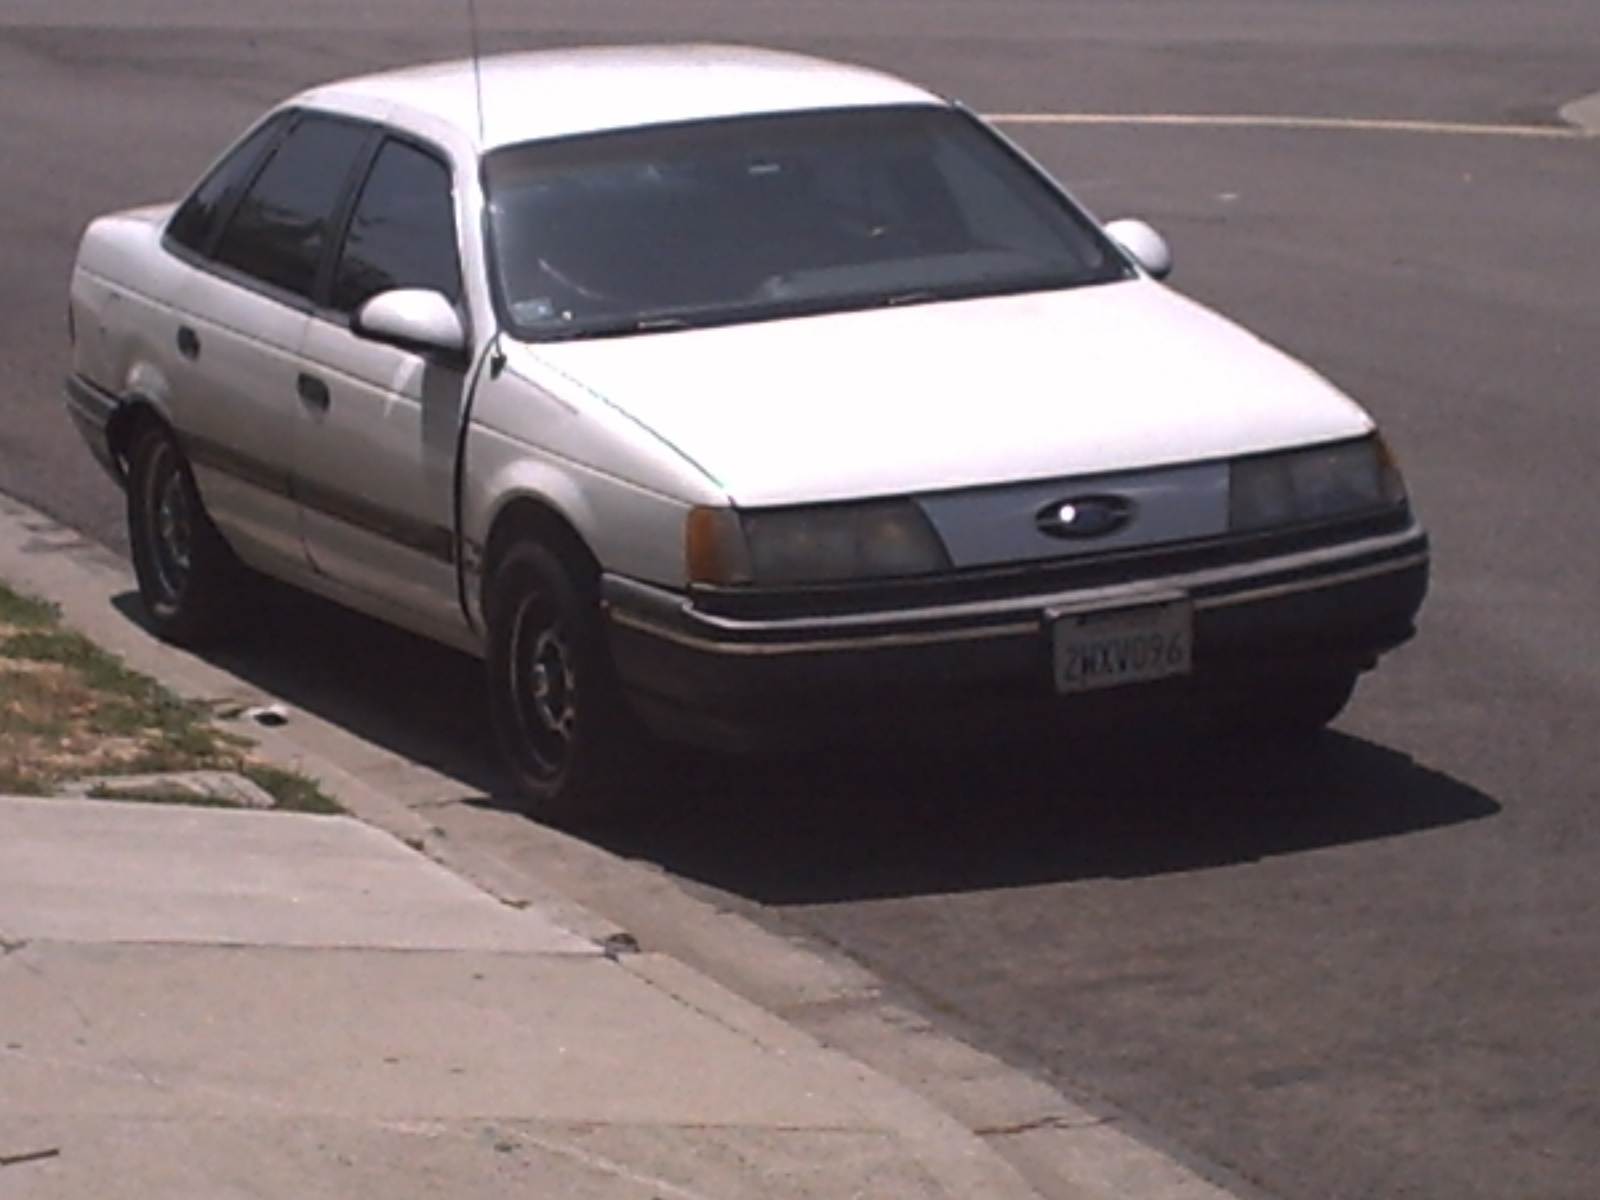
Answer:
[508,592,578,781]
[143,442,194,606]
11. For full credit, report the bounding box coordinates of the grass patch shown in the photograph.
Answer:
[0,581,340,813]
[240,764,343,815]
[0,589,60,628]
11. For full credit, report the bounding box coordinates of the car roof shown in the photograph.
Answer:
[293,44,948,152]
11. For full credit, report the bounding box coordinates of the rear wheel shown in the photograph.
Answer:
[484,540,649,824]
[125,423,242,646]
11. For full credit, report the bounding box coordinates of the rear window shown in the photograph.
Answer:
[208,114,372,300]
[166,113,290,255]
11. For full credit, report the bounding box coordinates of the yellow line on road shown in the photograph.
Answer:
[987,113,1589,139]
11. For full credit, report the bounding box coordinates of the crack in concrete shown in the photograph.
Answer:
[508,1128,725,1200]
[3,947,97,1034]
[977,1113,1111,1138]
[0,1146,61,1169]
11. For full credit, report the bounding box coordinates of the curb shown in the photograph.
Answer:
[0,490,1250,1200]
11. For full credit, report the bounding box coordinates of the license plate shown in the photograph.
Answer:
[1050,599,1193,694]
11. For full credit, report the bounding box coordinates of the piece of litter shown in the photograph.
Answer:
[600,931,641,959]
[1,1147,61,1168]
[242,704,291,727]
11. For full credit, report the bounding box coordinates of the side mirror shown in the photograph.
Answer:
[352,289,468,359]
[1104,219,1173,281]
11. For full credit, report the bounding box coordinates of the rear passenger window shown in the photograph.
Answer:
[331,139,462,313]
[167,114,290,255]
[210,115,372,300]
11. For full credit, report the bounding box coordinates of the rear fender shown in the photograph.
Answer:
[103,360,176,473]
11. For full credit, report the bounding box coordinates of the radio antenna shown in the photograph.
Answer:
[466,0,487,142]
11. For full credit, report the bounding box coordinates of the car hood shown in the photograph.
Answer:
[519,279,1373,507]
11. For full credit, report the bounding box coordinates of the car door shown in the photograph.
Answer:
[164,112,374,571]
[291,134,470,636]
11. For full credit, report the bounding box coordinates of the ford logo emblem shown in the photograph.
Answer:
[1035,494,1135,539]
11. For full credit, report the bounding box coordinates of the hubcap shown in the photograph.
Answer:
[511,596,578,779]
[147,446,193,602]
[529,627,577,738]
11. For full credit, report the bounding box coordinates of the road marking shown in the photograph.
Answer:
[1559,90,1600,135]
[987,113,1590,140]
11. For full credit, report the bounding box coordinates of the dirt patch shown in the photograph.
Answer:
[0,588,337,811]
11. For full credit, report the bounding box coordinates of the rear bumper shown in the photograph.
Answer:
[602,520,1429,749]
[64,373,125,483]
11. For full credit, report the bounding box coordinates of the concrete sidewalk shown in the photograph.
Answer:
[0,492,1244,1200]
[0,795,1043,1199]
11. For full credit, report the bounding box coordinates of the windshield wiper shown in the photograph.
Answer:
[534,313,696,342]
[881,290,941,308]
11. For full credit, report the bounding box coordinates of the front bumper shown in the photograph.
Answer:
[602,515,1430,750]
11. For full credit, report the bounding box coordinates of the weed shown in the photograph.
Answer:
[0,583,341,813]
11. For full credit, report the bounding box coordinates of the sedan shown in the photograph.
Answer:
[65,44,1429,821]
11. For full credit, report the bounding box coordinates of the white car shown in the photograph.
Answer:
[66,45,1428,820]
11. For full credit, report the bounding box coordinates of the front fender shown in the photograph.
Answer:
[463,426,694,585]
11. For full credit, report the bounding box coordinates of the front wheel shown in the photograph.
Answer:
[125,423,242,646]
[484,541,649,824]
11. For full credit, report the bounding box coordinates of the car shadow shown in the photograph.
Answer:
[125,583,1499,907]
[581,729,1499,905]
[113,582,506,795]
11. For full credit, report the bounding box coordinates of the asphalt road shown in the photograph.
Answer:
[5,3,1600,1198]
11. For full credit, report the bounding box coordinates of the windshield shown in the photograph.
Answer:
[484,104,1132,341]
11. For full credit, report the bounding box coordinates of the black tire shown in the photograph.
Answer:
[484,540,649,824]
[125,423,242,646]
[1226,670,1359,740]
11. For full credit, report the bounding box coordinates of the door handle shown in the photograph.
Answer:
[176,326,201,360]
[296,373,331,411]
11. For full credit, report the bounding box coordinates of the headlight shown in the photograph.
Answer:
[1229,435,1407,532]
[687,500,951,586]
